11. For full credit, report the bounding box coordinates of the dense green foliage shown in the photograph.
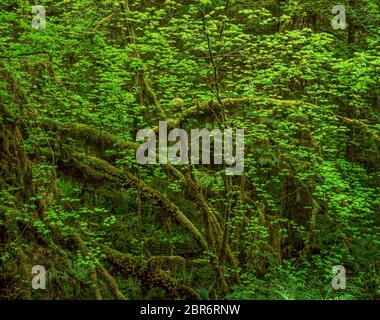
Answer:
[0,0,379,300]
